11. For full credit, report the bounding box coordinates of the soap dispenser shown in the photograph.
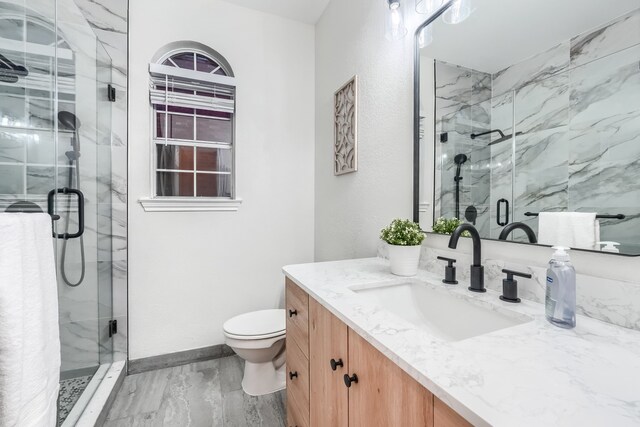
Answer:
[545,246,576,329]
[597,241,620,253]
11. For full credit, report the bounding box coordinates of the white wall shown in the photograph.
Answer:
[128,0,315,359]
[314,0,421,261]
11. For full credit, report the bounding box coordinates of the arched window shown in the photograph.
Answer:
[148,43,236,202]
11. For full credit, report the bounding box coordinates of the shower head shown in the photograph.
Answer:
[58,111,81,131]
[454,153,468,165]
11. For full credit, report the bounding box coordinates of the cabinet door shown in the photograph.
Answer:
[434,397,471,427]
[309,299,348,427]
[347,329,434,427]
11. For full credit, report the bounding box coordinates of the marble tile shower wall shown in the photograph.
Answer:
[488,8,640,251]
[434,61,492,236]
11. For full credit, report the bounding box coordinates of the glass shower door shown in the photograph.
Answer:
[55,9,114,425]
[96,42,113,367]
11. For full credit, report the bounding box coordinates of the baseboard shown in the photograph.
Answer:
[128,344,235,375]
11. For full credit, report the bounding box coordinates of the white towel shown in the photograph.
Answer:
[0,214,60,427]
[537,212,599,250]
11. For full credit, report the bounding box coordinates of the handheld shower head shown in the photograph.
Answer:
[454,153,468,165]
[453,153,468,182]
[58,111,81,155]
[58,111,81,131]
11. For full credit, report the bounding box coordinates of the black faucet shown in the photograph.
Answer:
[448,223,485,293]
[498,222,537,243]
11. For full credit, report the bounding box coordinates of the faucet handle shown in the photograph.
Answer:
[499,269,531,303]
[437,256,458,284]
[501,269,532,280]
[437,256,456,267]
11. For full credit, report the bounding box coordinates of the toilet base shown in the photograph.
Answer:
[241,360,286,396]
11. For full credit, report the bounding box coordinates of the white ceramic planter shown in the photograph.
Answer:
[387,244,421,276]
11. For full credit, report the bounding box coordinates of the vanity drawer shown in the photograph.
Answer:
[286,277,309,357]
[286,334,310,427]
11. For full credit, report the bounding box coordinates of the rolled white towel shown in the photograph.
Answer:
[0,213,60,427]
[537,212,599,250]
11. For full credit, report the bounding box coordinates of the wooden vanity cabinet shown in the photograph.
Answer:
[434,397,472,427]
[347,329,433,426]
[286,278,310,427]
[286,279,470,427]
[309,299,348,427]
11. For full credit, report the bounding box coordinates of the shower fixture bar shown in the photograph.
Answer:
[0,54,29,77]
[470,129,523,145]
[471,129,505,139]
[524,212,626,220]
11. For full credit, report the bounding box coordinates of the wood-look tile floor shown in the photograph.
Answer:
[105,355,286,426]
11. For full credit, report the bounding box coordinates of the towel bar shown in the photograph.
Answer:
[524,212,625,220]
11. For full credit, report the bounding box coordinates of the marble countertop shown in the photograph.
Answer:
[283,258,640,427]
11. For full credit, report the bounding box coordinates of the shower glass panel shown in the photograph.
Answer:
[0,0,114,423]
[433,60,502,238]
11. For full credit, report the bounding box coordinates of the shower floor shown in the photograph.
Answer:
[58,375,92,425]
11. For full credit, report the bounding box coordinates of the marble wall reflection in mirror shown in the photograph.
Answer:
[416,0,640,256]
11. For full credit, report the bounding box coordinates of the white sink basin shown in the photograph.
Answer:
[351,280,532,342]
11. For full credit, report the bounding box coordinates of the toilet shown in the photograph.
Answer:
[223,309,286,396]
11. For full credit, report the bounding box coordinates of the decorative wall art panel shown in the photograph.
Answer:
[334,76,358,175]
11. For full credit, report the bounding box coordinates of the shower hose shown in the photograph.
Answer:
[60,147,86,287]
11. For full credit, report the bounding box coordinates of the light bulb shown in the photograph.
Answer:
[385,0,408,41]
[388,0,400,10]
[442,0,472,24]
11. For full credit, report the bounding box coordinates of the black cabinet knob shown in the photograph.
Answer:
[288,309,297,317]
[330,358,344,371]
[289,371,298,380]
[343,373,358,387]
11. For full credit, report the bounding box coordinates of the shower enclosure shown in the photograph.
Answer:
[0,0,117,423]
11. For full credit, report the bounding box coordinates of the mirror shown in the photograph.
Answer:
[415,0,640,256]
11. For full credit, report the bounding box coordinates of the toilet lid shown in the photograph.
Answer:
[223,309,286,338]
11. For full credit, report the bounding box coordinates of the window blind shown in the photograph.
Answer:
[149,63,235,113]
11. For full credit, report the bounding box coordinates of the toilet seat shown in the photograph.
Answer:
[223,309,285,340]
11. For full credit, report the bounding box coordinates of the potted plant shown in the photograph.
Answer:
[380,218,425,276]
[432,217,471,236]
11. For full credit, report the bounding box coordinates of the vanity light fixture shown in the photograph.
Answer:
[442,0,472,24]
[385,0,408,41]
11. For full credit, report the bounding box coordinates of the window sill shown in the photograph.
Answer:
[138,197,242,212]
